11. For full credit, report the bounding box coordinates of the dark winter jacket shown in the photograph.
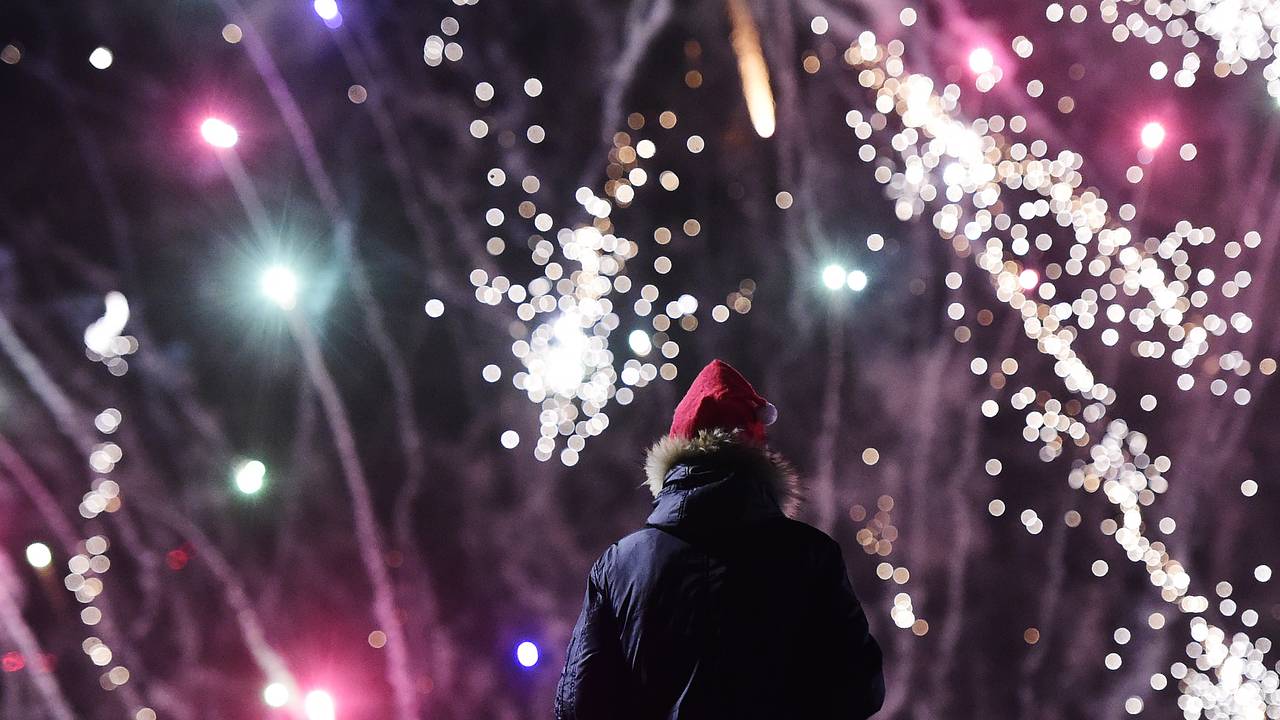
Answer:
[555,431,885,719]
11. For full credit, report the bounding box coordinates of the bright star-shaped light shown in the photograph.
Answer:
[822,264,847,290]
[260,265,298,310]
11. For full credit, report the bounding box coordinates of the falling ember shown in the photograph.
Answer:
[726,0,776,138]
[1140,121,1166,150]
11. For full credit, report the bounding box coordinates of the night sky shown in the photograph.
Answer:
[2,0,1280,718]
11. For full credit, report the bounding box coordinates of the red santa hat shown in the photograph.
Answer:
[669,359,778,445]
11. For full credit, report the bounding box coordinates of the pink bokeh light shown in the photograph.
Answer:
[1140,121,1166,150]
[199,117,239,149]
[304,689,336,720]
[968,47,995,74]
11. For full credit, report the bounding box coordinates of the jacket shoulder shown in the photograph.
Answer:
[589,528,671,574]
[613,526,677,557]
[765,519,852,571]
[774,517,844,550]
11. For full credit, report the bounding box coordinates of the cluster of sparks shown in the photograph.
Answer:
[842,18,1275,716]
[450,29,754,465]
[1085,0,1280,99]
[850,496,928,636]
[65,294,150,714]
[476,145,754,464]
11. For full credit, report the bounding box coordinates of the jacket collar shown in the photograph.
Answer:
[642,429,802,525]
[646,459,784,531]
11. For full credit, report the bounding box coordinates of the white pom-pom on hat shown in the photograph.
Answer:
[758,402,778,426]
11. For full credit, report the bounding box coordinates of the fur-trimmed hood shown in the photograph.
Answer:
[643,428,803,519]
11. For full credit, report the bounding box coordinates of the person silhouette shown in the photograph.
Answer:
[555,359,884,719]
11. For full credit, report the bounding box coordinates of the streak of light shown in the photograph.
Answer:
[726,0,776,138]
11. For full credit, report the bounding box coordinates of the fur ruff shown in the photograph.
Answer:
[643,429,803,517]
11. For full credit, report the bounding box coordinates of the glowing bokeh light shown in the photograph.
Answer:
[25,542,52,569]
[88,47,113,70]
[628,330,652,356]
[199,117,239,149]
[262,682,289,708]
[234,460,266,495]
[822,264,847,290]
[83,291,130,356]
[847,270,869,292]
[541,315,589,394]
[1018,268,1039,291]
[304,690,335,720]
[968,47,995,74]
[260,265,299,310]
[515,641,540,668]
[1140,121,1166,150]
[313,0,340,21]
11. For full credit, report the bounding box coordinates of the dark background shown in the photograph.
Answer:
[1,0,1279,718]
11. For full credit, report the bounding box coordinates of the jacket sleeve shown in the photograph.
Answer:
[555,547,630,720]
[814,539,885,718]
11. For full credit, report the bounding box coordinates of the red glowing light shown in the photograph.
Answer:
[1140,121,1166,150]
[166,548,189,571]
[2,652,25,673]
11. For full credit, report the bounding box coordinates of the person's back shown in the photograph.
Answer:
[555,360,884,719]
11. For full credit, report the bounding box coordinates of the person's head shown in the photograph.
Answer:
[644,359,798,514]
[667,359,777,445]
